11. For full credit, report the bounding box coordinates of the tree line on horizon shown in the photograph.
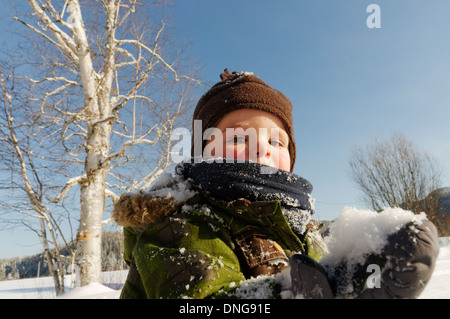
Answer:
[0,231,127,281]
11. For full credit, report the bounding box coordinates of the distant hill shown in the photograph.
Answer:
[423,187,450,237]
[436,187,450,212]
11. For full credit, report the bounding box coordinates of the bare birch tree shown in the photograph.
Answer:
[1,0,200,287]
[349,133,442,214]
[1,66,71,295]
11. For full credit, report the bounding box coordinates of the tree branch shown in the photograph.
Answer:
[47,174,87,203]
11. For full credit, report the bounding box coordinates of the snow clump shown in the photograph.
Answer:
[320,206,427,269]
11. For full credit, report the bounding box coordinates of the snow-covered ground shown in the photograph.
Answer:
[0,238,448,299]
[0,270,128,299]
[419,237,450,299]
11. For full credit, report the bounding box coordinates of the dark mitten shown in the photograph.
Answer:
[290,254,334,299]
[357,220,439,299]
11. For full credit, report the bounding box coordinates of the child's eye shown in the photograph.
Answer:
[229,136,246,144]
[269,139,286,147]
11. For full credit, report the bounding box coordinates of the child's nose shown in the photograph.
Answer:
[257,141,269,157]
[249,138,271,163]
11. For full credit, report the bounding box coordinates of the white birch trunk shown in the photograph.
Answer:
[69,0,113,286]
[78,147,107,286]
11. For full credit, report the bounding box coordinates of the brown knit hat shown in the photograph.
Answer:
[191,69,296,171]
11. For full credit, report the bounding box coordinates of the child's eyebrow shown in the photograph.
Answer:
[220,124,251,133]
[221,125,289,138]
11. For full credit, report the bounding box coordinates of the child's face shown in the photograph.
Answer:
[204,109,291,171]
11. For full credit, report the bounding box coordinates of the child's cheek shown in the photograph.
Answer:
[275,149,291,171]
[223,144,247,161]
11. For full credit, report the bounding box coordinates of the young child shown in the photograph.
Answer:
[112,69,439,299]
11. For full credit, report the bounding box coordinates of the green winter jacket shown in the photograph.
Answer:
[113,191,325,299]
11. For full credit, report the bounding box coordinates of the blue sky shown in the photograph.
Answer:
[1,1,450,258]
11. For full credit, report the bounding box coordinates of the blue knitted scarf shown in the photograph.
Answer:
[176,158,315,235]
